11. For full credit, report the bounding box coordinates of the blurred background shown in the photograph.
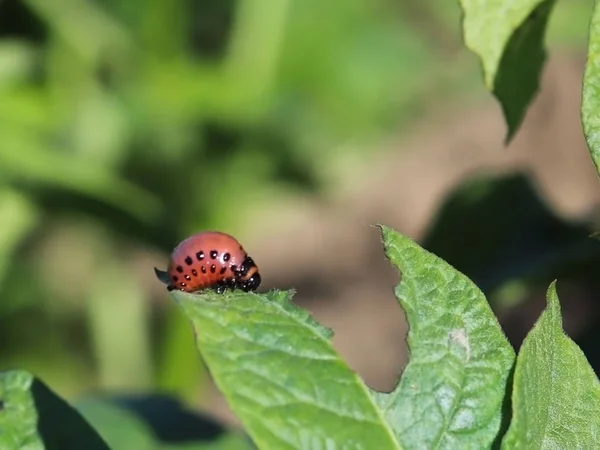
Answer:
[1,0,600,438]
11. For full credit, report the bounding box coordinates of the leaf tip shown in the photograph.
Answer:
[545,279,561,319]
[374,223,387,235]
[503,124,518,146]
[376,223,398,247]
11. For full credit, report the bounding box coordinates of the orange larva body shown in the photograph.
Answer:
[154,231,261,293]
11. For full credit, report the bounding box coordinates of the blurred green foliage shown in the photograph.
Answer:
[0,0,593,413]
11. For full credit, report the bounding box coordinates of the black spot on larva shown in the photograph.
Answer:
[184,274,191,281]
[176,265,184,273]
[210,265,216,273]
[210,250,218,259]
[180,282,187,287]
[184,256,193,265]
[192,269,198,276]
[196,251,204,260]
[223,252,230,262]
[201,266,207,274]
[172,276,179,282]
[220,267,227,275]
[230,264,238,273]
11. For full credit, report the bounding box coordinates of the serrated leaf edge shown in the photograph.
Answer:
[374,224,515,447]
[172,288,404,450]
[501,280,600,448]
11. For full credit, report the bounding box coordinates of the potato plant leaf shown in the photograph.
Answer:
[171,225,520,449]
[171,288,401,449]
[501,282,600,448]
[76,397,253,450]
[372,226,515,449]
[459,0,556,142]
[582,0,600,177]
[0,370,110,450]
[75,398,156,450]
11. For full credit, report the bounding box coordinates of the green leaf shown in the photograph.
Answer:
[0,137,162,223]
[0,370,110,450]
[0,40,38,85]
[582,1,600,178]
[373,225,515,449]
[171,225,518,449]
[77,397,254,450]
[161,435,255,450]
[22,0,132,65]
[76,398,156,450]
[459,0,556,142]
[0,189,39,303]
[501,281,600,448]
[171,288,401,450]
[156,306,208,401]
